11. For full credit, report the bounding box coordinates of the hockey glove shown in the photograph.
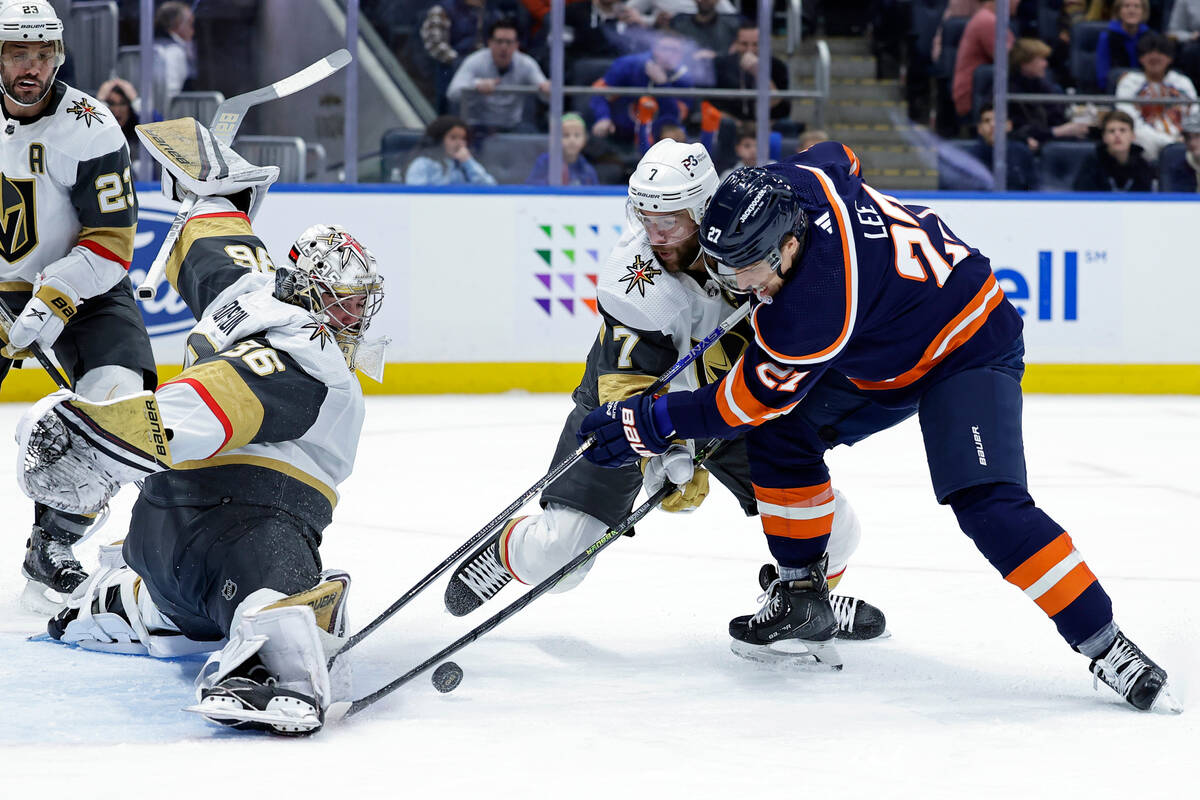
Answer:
[642,441,710,513]
[5,275,79,356]
[578,393,673,468]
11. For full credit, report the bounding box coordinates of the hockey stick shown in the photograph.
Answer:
[135,49,352,301]
[333,439,725,719]
[327,301,751,668]
[0,300,71,390]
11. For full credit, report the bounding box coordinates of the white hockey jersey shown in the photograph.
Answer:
[150,198,363,522]
[0,82,135,293]
[586,225,752,405]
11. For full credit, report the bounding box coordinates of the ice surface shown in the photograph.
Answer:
[1,395,1196,797]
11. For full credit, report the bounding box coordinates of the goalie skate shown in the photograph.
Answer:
[188,658,323,736]
[729,560,843,670]
[1089,630,1183,714]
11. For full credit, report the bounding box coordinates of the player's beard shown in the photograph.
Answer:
[651,238,700,273]
[4,71,51,106]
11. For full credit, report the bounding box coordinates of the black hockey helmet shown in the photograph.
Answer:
[699,167,808,294]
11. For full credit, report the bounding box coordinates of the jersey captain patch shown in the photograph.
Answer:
[0,173,38,262]
[65,98,105,127]
[618,254,662,297]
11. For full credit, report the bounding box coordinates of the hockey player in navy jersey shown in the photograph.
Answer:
[0,1,157,607]
[443,139,886,645]
[578,141,1181,712]
[13,118,387,735]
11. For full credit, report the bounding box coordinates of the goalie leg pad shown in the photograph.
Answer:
[17,389,172,515]
[188,572,351,735]
[48,542,217,657]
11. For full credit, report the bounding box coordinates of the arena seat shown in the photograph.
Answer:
[234,136,307,183]
[1069,21,1109,92]
[380,127,425,183]
[167,91,225,125]
[477,132,550,184]
[1039,139,1095,191]
[1158,142,1193,191]
[66,1,117,95]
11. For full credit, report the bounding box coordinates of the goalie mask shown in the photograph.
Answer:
[283,224,388,381]
[0,1,66,108]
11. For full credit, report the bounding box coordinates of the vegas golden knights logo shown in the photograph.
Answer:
[0,174,37,262]
[699,330,749,386]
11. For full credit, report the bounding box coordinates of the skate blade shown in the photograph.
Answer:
[184,702,322,732]
[730,637,844,670]
[835,628,892,642]
[19,580,68,616]
[1152,682,1184,715]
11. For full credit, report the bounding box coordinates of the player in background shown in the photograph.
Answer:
[444,139,886,644]
[578,142,1181,712]
[14,119,388,736]
[0,1,156,608]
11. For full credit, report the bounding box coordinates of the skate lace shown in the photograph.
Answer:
[44,538,81,570]
[1092,638,1149,697]
[829,594,857,633]
[460,545,512,600]
[752,579,783,624]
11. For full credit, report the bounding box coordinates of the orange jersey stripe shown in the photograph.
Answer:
[715,355,802,428]
[1004,532,1075,590]
[850,272,1005,392]
[1034,562,1097,617]
[761,514,834,540]
[842,144,861,176]
[752,165,857,365]
[753,482,834,508]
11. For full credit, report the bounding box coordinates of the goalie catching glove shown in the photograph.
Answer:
[16,389,173,515]
[641,440,710,512]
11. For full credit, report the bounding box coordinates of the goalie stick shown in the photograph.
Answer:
[326,301,752,669]
[330,439,725,720]
[0,300,70,390]
[135,49,352,301]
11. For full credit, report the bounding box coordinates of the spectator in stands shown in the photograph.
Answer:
[1009,38,1092,152]
[1160,111,1200,190]
[447,18,550,136]
[1166,0,1200,87]
[626,0,738,29]
[1116,33,1199,158]
[931,0,982,64]
[420,0,500,113]
[97,78,140,167]
[1049,0,1090,88]
[670,0,740,65]
[798,129,829,151]
[405,115,498,185]
[655,120,688,142]
[720,122,757,179]
[1085,0,1115,21]
[1095,0,1151,91]
[153,1,196,116]
[970,103,1037,189]
[953,0,1017,121]
[1073,109,1156,190]
[565,0,651,59]
[590,30,693,143]
[527,113,600,185]
[710,23,792,130]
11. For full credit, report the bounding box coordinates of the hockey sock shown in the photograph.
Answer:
[754,480,836,568]
[949,482,1114,649]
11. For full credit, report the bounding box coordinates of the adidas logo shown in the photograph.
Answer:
[814,211,833,234]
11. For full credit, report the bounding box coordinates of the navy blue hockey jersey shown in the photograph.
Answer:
[665,141,1024,438]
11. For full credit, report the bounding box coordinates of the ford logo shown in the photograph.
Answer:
[130,207,195,337]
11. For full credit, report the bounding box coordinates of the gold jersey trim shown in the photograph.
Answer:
[79,225,136,263]
[598,373,657,404]
[171,453,338,509]
[166,359,265,454]
[166,213,255,291]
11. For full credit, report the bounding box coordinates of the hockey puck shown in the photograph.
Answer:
[431,661,463,693]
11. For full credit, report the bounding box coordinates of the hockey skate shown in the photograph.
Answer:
[729,559,843,669]
[188,573,352,736]
[757,564,888,641]
[20,525,87,614]
[1089,630,1183,713]
[443,517,524,616]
